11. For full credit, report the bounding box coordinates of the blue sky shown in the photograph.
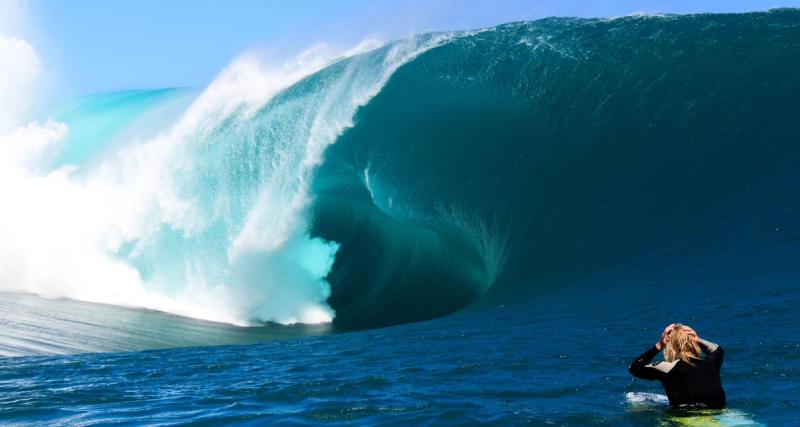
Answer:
[15,0,800,96]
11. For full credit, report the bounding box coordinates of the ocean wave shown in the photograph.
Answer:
[2,9,800,331]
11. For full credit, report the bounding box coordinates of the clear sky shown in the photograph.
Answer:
[8,0,800,97]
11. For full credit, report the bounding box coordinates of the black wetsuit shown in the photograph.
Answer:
[629,338,725,409]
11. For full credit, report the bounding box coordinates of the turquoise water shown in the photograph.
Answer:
[2,9,799,425]
[49,88,196,166]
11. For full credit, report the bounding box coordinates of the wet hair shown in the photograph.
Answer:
[664,323,701,365]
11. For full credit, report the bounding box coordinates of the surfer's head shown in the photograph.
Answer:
[663,324,701,364]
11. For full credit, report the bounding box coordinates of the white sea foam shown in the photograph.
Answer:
[0,35,41,132]
[624,392,669,404]
[0,32,454,326]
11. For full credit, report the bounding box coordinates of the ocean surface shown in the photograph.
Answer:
[1,9,800,425]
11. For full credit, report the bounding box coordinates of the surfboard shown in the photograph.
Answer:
[624,393,764,426]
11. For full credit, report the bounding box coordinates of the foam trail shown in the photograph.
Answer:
[0,34,452,326]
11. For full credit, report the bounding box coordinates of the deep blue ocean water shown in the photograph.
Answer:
[2,9,800,426]
[1,270,797,425]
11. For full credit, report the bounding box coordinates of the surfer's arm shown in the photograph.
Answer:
[628,346,665,380]
[697,338,723,368]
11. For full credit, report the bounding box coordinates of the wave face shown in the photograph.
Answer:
[311,10,800,329]
[3,10,800,332]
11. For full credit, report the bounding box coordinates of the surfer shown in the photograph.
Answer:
[629,323,726,409]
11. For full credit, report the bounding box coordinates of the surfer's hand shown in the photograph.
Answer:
[681,325,699,342]
[655,324,675,350]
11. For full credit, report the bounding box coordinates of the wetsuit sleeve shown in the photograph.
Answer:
[628,345,665,380]
[698,338,723,369]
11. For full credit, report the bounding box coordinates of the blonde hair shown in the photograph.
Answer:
[664,324,701,365]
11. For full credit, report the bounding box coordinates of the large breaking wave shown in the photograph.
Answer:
[2,9,799,331]
[0,34,453,326]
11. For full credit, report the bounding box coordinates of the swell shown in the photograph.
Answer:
[311,9,800,328]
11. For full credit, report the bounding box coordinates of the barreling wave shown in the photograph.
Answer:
[310,8,800,328]
[0,34,455,326]
[2,9,800,332]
